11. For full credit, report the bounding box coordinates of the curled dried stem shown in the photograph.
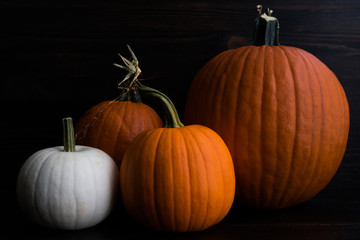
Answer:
[114,44,142,92]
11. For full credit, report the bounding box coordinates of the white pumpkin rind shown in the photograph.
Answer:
[17,145,119,230]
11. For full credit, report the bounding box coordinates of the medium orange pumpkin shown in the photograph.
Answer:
[184,6,350,209]
[75,46,162,167]
[120,83,235,232]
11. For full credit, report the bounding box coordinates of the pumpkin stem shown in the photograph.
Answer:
[114,44,142,103]
[254,5,280,46]
[137,82,184,128]
[62,117,76,152]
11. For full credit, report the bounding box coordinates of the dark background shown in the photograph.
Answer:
[2,0,360,239]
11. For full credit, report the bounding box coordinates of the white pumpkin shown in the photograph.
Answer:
[16,118,119,230]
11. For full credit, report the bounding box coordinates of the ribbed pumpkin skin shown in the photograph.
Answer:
[75,100,162,167]
[184,45,350,209]
[17,146,119,230]
[120,125,235,232]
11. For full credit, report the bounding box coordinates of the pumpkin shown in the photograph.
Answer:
[120,83,235,232]
[17,118,119,230]
[184,6,350,209]
[75,45,162,167]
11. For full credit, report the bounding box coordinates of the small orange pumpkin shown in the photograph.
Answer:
[120,83,235,232]
[75,46,162,167]
[184,6,350,209]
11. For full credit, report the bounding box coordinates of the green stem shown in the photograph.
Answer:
[137,82,184,128]
[253,5,280,46]
[62,117,76,152]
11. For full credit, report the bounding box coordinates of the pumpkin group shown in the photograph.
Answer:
[120,83,235,232]
[184,7,350,209]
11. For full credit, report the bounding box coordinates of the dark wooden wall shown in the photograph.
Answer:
[2,0,360,238]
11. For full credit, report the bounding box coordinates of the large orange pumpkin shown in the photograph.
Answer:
[120,83,235,232]
[75,46,162,167]
[184,7,350,209]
